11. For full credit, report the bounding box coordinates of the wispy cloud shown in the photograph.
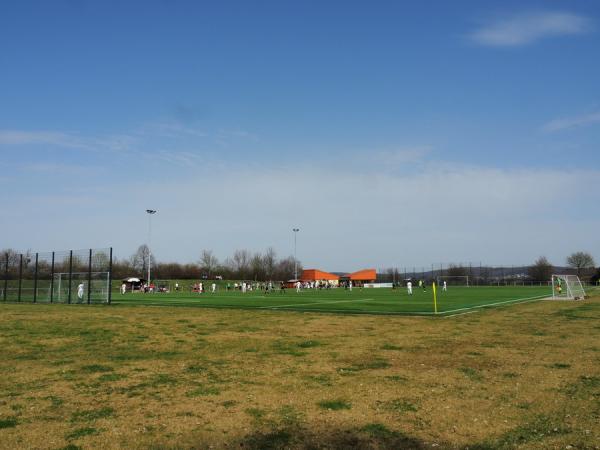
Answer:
[542,111,600,132]
[0,130,92,149]
[0,121,259,167]
[470,11,592,46]
[135,121,208,139]
[372,146,431,165]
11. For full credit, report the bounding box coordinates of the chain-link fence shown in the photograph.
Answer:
[1,248,112,304]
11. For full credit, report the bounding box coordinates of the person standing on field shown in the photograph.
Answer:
[407,280,413,295]
[443,280,447,292]
[77,282,85,303]
[121,283,126,295]
[211,283,216,293]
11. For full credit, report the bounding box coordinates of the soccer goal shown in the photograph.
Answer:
[52,272,111,303]
[154,280,172,293]
[436,275,470,286]
[551,274,586,300]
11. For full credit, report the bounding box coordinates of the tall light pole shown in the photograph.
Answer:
[293,228,300,280]
[146,209,157,284]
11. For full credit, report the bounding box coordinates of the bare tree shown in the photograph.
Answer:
[527,256,553,281]
[264,247,277,280]
[231,249,250,279]
[566,251,596,278]
[130,244,156,277]
[199,250,219,278]
[250,252,266,281]
[274,256,300,281]
[0,248,20,266]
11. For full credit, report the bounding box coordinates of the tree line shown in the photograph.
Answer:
[1,247,597,283]
[112,245,302,281]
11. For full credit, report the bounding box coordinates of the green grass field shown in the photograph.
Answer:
[112,285,553,316]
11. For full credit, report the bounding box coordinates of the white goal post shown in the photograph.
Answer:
[552,274,586,300]
[53,271,111,303]
[436,275,470,286]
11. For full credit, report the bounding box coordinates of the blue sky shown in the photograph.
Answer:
[1,0,599,270]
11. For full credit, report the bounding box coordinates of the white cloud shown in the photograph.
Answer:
[541,111,600,132]
[470,11,592,46]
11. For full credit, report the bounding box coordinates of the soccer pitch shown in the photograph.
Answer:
[114,285,552,316]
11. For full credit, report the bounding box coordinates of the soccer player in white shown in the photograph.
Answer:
[348,280,353,291]
[407,281,413,295]
[296,281,301,292]
[77,283,85,303]
[211,283,216,293]
[443,281,447,292]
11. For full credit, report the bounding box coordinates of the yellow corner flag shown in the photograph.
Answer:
[433,282,438,314]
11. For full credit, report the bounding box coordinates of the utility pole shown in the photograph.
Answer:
[293,228,300,280]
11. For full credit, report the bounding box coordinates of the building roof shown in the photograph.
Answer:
[300,269,340,281]
[348,269,377,281]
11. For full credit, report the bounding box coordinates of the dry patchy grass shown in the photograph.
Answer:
[0,296,599,449]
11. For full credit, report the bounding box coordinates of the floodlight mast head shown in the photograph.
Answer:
[146,209,157,284]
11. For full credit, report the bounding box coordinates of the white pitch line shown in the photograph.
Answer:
[439,295,548,315]
[442,310,480,318]
[261,298,374,309]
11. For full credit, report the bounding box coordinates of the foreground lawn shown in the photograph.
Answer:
[0,295,599,449]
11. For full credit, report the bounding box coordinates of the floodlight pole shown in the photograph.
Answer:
[146,209,157,284]
[293,228,300,280]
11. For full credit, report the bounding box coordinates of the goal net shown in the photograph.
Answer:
[552,274,586,300]
[154,280,172,293]
[52,272,111,303]
[436,275,470,286]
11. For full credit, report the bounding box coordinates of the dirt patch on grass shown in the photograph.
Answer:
[0,297,599,449]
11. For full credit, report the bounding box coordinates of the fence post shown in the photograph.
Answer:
[17,254,23,302]
[87,249,92,304]
[33,252,39,303]
[108,247,113,305]
[3,253,8,302]
[68,250,73,304]
[50,252,55,303]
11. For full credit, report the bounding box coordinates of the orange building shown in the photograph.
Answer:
[301,269,340,285]
[348,269,377,282]
[339,268,377,286]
